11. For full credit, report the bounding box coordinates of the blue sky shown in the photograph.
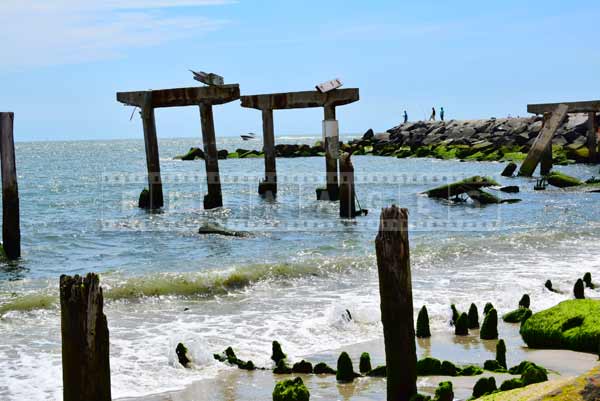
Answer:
[0,0,598,141]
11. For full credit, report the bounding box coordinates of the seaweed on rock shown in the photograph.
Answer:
[468,303,479,329]
[520,300,600,353]
[416,305,431,338]
[480,308,499,340]
[359,352,372,374]
[273,377,310,401]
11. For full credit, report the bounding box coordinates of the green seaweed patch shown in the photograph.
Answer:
[520,299,600,353]
[483,359,507,373]
[0,294,58,316]
[313,362,336,374]
[416,357,482,377]
[546,171,583,188]
[273,377,309,401]
[472,377,497,399]
[503,307,532,323]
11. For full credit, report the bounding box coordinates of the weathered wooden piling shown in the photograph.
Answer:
[519,104,568,177]
[339,152,356,218]
[258,108,277,196]
[588,112,598,163]
[140,93,164,209]
[240,88,358,199]
[324,105,340,201]
[117,84,240,210]
[60,273,111,401]
[0,112,20,259]
[375,206,417,401]
[540,113,552,176]
[199,103,223,209]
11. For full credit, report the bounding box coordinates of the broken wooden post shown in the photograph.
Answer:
[540,113,552,176]
[323,105,339,201]
[588,112,598,163]
[339,152,356,218]
[258,108,277,197]
[141,92,164,209]
[60,273,111,401]
[375,206,417,401]
[519,104,568,177]
[0,112,20,259]
[199,103,223,209]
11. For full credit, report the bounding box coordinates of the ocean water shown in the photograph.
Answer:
[0,136,599,400]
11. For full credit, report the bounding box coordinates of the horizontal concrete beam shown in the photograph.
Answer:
[528,100,600,114]
[240,88,359,110]
[116,84,240,108]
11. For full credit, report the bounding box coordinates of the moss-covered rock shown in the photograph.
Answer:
[484,302,494,315]
[416,305,431,338]
[583,272,595,289]
[508,361,547,375]
[366,365,387,377]
[496,339,507,369]
[459,365,484,376]
[440,360,459,376]
[313,362,336,375]
[545,279,559,293]
[520,299,600,353]
[547,171,583,188]
[503,307,532,323]
[292,360,313,374]
[468,303,480,329]
[177,147,204,161]
[499,378,524,391]
[483,359,506,373]
[336,352,358,382]
[455,312,469,336]
[175,343,192,368]
[416,357,442,375]
[272,341,287,364]
[574,279,585,299]
[273,377,310,401]
[359,352,372,374]
[521,364,548,386]
[472,377,497,399]
[519,294,531,309]
[480,308,498,340]
[274,359,293,374]
[434,381,453,401]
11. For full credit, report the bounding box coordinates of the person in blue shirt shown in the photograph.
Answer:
[403,110,408,124]
[440,107,445,121]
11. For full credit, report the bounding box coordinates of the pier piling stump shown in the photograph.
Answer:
[519,104,568,177]
[339,152,356,218]
[0,112,20,259]
[540,113,553,176]
[199,103,223,209]
[588,112,598,163]
[258,108,277,197]
[140,93,164,209]
[323,105,339,201]
[375,206,417,401]
[60,273,111,401]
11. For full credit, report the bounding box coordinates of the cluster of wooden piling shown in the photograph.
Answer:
[117,85,360,215]
[520,101,600,176]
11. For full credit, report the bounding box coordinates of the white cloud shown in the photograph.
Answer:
[0,0,233,70]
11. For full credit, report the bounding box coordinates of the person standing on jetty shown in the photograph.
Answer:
[403,110,408,124]
[429,107,436,121]
[440,107,445,121]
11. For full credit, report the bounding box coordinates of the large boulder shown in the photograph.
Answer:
[520,300,600,353]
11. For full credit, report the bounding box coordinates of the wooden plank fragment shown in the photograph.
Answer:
[240,88,359,110]
[528,100,600,114]
[519,104,568,177]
